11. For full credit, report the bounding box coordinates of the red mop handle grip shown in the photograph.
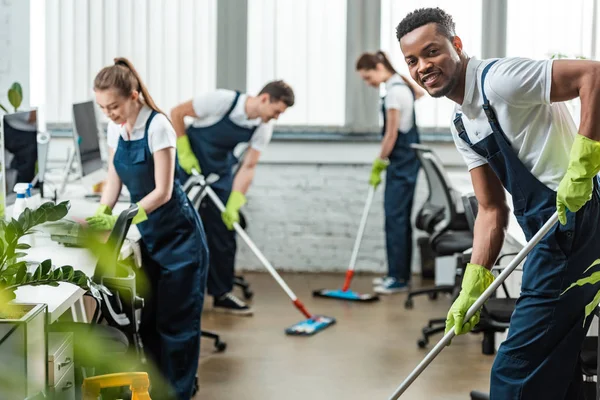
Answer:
[292,299,313,319]
[341,270,355,292]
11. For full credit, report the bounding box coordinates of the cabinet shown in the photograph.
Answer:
[48,332,74,400]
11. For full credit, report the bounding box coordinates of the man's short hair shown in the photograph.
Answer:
[396,7,456,42]
[259,80,295,107]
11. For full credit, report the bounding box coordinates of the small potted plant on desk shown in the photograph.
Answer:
[0,200,106,399]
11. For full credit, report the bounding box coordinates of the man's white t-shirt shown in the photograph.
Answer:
[384,74,415,133]
[450,57,577,190]
[191,89,274,152]
[107,105,176,153]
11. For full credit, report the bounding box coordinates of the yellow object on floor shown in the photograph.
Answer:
[82,372,151,400]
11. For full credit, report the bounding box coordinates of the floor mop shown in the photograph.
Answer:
[386,212,558,399]
[313,186,379,302]
[191,171,336,336]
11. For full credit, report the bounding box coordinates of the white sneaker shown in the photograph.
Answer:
[374,278,410,295]
[372,276,388,286]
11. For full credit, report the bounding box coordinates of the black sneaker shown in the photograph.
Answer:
[213,293,253,316]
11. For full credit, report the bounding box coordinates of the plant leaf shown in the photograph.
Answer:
[13,252,27,259]
[40,259,52,277]
[61,266,74,281]
[51,268,63,281]
[15,264,27,284]
[15,243,31,250]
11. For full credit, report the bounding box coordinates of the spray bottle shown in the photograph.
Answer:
[13,183,34,246]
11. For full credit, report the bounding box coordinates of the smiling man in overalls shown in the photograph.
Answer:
[171,81,294,315]
[397,7,600,399]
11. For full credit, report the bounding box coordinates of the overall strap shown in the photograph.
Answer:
[480,60,500,125]
[144,110,158,135]
[225,91,242,117]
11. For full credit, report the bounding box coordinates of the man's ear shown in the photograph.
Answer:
[452,35,464,56]
[259,93,270,104]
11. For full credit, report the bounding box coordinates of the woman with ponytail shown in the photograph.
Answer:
[356,51,424,294]
[86,57,208,399]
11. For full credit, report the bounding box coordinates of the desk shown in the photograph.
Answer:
[11,196,141,323]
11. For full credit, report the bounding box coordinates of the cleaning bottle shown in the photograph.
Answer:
[13,183,34,246]
[13,184,29,218]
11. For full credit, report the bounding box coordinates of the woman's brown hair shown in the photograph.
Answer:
[94,57,164,114]
[355,50,413,87]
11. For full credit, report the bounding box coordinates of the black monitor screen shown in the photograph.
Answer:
[3,110,38,194]
[73,101,102,177]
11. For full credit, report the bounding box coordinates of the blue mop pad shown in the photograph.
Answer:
[285,315,336,336]
[312,289,380,302]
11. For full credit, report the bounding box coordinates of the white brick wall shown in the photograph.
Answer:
[236,163,435,274]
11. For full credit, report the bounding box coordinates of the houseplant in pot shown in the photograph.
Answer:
[0,200,108,398]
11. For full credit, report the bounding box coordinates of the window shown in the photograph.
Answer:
[33,0,217,124]
[247,0,347,126]
[380,0,482,130]
[507,0,594,60]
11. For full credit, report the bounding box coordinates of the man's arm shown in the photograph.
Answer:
[550,60,600,141]
[232,148,261,194]
[469,164,510,270]
[170,100,198,138]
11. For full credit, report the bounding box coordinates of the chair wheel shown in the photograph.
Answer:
[417,338,428,348]
[216,340,227,352]
[404,298,414,309]
[243,289,254,300]
[428,292,438,300]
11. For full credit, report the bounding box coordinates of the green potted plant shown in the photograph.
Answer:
[0,200,107,399]
[0,82,23,113]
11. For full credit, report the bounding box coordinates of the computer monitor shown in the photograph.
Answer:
[1,110,49,206]
[72,100,103,178]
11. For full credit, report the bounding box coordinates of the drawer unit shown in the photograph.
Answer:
[48,364,75,400]
[48,332,74,388]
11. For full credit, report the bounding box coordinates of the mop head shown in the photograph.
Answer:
[312,289,380,302]
[285,315,336,336]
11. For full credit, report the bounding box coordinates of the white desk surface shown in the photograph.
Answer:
[11,194,140,323]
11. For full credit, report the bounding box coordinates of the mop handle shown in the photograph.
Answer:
[348,186,375,273]
[388,212,559,399]
[196,172,310,317]
[342,186,375,291]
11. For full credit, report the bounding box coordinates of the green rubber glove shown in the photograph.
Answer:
[132,203,148,225]
[445,263,495,337]
[176,135,201,174]
[369,158,390,188]
[222,191,246,230]
[86,212,118,231]
[557,134,600,225]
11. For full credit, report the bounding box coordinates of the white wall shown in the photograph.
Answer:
[0,0,30,111]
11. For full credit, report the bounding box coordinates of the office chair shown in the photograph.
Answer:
[49,205,144,398]
[406,144,473,310]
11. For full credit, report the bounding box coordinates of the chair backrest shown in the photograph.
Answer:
[461,192,479,233]
[411,144,460,234]
[92,204,139,283]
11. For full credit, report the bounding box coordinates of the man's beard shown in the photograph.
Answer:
[428,74,458,98]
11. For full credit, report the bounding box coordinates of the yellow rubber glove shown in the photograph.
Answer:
[86,204,117,231]
[86,203,147,230]
[557,134,600,225]
[445,263,495,336]
[369,158,390,188]
[221,191,246,230]
[131,203,148,225]
[176,135,201,174]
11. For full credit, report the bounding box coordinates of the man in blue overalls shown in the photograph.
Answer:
[171,81,294,315]
[398,8,600,399]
